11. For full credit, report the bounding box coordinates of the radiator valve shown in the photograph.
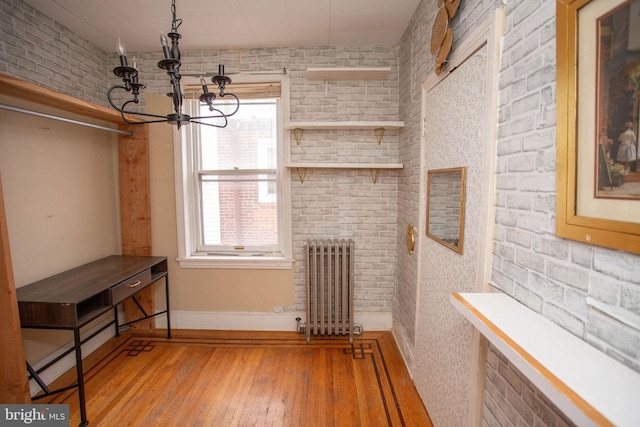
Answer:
[295,317,306,334]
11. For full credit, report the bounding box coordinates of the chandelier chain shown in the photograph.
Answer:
[170,0,182,32]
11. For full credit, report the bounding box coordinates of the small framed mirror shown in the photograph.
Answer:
[426,167,466,254]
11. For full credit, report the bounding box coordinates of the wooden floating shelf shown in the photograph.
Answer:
[285,121,404,130]
[306,67,391,81]
[451,292,640,427]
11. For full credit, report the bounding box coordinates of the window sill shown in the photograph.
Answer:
[177,256,294,270]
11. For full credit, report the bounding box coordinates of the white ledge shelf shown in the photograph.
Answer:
[451,292,640,427]
[285,121,404,130]
[286,163,403,184]
[286,163,403,169]
[306,67,391,81]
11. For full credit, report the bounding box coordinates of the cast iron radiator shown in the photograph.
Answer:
[301,239,361,343]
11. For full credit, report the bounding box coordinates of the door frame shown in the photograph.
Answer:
[415,7,506,426]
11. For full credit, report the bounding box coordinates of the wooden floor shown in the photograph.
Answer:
[36,330,433,427]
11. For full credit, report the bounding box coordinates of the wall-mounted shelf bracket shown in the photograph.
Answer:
[370,168,380,184]
[286,163,402,184]
[374,127,386,145]
[293,128,304,145]
[295,167,307,184]
[286,122,403,146]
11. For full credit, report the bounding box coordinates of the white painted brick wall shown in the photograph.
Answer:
[398,0,640,424]
[0,0,107,107]
[484,344,576,427]
[121,45,400,313]
[487,0,640,424]
[493,0,640,373]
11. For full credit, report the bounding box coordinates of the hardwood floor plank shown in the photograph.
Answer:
[353,349,387,425]
[332,349,359,426]
[174,347,232,425]
[226,347,266,426]
[35,330,433,426]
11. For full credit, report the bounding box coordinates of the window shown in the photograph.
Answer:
[174,75,292,268]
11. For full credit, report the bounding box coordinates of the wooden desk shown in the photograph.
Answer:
[16,255,171,427]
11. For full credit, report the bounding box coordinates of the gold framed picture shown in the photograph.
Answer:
[556,0,640,254]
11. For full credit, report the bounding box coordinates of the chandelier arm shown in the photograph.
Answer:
[107,87,166,120]
[119,100,164,119]
[106,85,130,112]
[190,117,229,128]
[190,93,240,120]
[118,112,169,126]
[116,100,172,125]
[190,106,227,120]
[220,93,240,116]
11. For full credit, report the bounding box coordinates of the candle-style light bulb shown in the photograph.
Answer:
[117,37,128,66]
[160,32,171,59]
[218,64,224,76]
[132,57,138,83]
[117,37,126,56]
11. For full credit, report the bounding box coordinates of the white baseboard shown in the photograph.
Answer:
[155,310,393,332]
[391,327,414,378]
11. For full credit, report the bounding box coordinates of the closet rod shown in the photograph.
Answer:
[0,104,135,137]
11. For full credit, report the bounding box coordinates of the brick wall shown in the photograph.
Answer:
[215,116,278,246]
[287,47,399,311]
[5,0,640,423]
[484,344,575,427]
[493,0,640,371]
[398,0,640,425]
[0,0,108,106]
[490,0,640,424]
[114,47,400,312]
[131,47,400,312]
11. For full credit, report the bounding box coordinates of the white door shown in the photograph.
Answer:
[412,9,504,426]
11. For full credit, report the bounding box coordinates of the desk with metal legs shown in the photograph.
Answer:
[16,255,171,427]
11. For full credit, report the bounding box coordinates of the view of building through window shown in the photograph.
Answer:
[197,99,279,250]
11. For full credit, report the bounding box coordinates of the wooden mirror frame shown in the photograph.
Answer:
[425,167,466,254]
[556,0,640,254]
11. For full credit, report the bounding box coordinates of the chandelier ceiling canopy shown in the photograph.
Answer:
[107,0,239,129]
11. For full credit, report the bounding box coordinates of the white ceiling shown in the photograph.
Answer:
[25,0,421,53]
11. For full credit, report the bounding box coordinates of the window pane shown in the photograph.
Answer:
[200,100,277,171]
[200,174,278,247]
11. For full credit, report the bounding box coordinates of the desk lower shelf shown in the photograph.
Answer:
[451,292,640,427]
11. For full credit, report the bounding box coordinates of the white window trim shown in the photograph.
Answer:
[173,73,292,269]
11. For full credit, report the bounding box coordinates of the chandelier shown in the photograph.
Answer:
[107,0,239,128]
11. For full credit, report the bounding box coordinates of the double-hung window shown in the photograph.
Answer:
[174,75,292,268]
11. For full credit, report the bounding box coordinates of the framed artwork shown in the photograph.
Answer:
[557,0,640,254]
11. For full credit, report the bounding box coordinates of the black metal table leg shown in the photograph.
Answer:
[73,328,89,427]
[26,362,51,394]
